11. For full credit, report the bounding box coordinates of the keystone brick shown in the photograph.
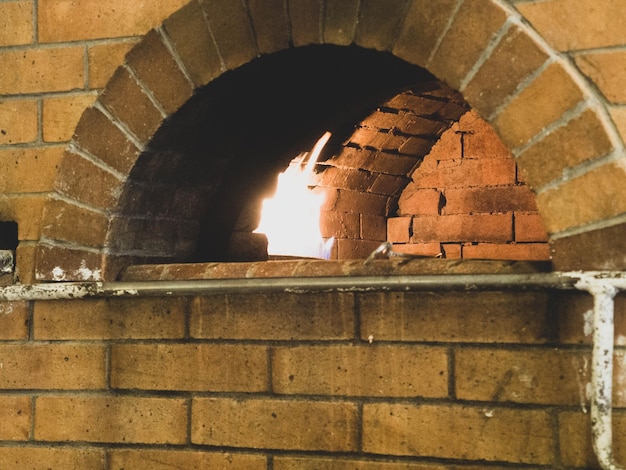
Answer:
[109,450,266,470]
[359,291,554,344]
[33,297,187,340]
[0,344,105,389]
[126,29,193,115]
[35,395,188,444]
[0,99,38,145]
[0,448,104,470]
[0,47,84,94]
[38,0,188,42]
[42,93,97,143]
[456,348,591,405]
[0,396,31,440]
[248,0,290,54]
[0,146,64,194]
[492,63,584,149]
[355,0,411,51]
[516,108,614,189]
[191,397,358,451]
[272,344,448,397]
[362,403,555,464]
[428,0,508,88]
[111,344,268,392]
[190,293,355,340]
[88,41,138,89]
[164,0,223,87]
[0,301,28,339]
[411,213,513,243]
[0,1,33,46]
[200,0,257,70]
[323,0,359,45]
[288,0,322,46]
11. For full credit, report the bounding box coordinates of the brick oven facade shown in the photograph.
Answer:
[1,0,626,468]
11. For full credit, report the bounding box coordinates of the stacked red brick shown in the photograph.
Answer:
[389,110,550,260]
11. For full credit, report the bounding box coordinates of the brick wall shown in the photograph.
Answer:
[0,268,624,468]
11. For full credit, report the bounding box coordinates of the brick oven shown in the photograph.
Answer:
[1,1,626,469]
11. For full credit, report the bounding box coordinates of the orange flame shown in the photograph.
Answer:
[255,132,334,259]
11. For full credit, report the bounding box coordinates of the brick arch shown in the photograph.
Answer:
[36,0,625,281]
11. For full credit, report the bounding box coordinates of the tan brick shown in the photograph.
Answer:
[394,0,459,67]
[559,410,626,468]
[515,213,549,242]
[111,344,268,392]
[272,344,447,398]
[575,50,626,104]
[274,456,446,470]
[412,213,512,243]
[355,0,411,51]
[0,396,31,440]
[15,243,36,284]
[462,242,550,261]
[0,447,104,469]
[126,29,193,115]
[0,146,64,194]
[0,1,33,46]
[0,344,105,389]
[191,397,358,451]
[248,0,290,54]
[537,162,626,233]
[35,395,187,444]
[0,47,84,94]
[362,403,554,464]
[164,0,223,87]
[109,450,266,470]
[42,93,97,142]
[38,0,188,42]
[428,0,508,88]
[323,0,359,45]
[516,0,626,51]
[517,108,614,189]
[0,195,46,240]
[0,99,38,145]
[609,105,626,144]
[288,0,322,47]
[41,198,108,248]
[463,26,548,116]
[73,106,139,175]
[190,293,355,340]
[359,291,554,343]
[88,40,138,89]
[0,301,28,340]
[54,150,123,210]
[398,187,442,215]
[492,63,584,149]
[33,297,187,340]
[99,67,163,143]
[456,348,590,405]
[387,217,411,243]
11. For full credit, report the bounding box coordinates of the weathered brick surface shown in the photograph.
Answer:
[323,0,359,45]
[42,93,97,143]
[248,0,290,54]
[362,403,555,464]
[35,395,188,444]
[576,50,626,104]
[0,396,31,440]
[0,99,38,145]
[359,291,554,344]
[360,213,386,241]
[0,301,28,340]
[443,186,537,214]
[34,297,187,340]
[0,447,105,470]
[272,344,448,397]
[40,198,109,248]
[398,187,442,215]
[387,216,411,243]
[0,344,105,389]
[0,47,84,94]
[164,0,223,88]
[190,293,355,340]
[412,213,513,243]
[493,62,584,149]
[428,0,507,88]
[111,344,268,392]
[191,397,358,451]
[34,244,104,281]
[109,450,266,470]
[412,158,516,188]
[38,0,188,42]
[354,0,410,51]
